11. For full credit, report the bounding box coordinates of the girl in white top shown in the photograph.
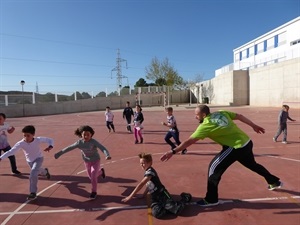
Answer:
[105,106,115,132]
[0,125,54,201]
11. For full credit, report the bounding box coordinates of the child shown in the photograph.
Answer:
[161,107,187,154]
[123,101,134,133]
[105,106,115,133]
[0,125,53,201]
[0,113,21,174]
[133,105,144,144]
[273,105,296,144]
[54,125,111,199]
[121,152,191,219]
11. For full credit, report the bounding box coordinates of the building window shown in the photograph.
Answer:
[249,46,254,57]
[257,42,264,54]
[264,40,267,52]
[290,38,300,46]
[275,35,278,48]
[254,44,258,55]
[267,37,274,50]
[278,32,286,46]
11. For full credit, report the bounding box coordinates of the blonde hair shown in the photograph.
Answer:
[138,152,152,163]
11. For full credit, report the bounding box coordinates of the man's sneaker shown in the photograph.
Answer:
[273,137,277,142]
[140,138,143,144]
[12,170,22,175]
[135,140,138,144]
[268,181,283,190]
[175,201,185,214]
[181,149,187,154]
[45,168,51,179]
[196,199,219,207]
[89,192,97,199]
[101,168,106,179]
[180,192,192,203]
[282,141,287,144]
[27,193,37,201]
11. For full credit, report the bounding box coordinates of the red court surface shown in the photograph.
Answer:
[0,105,299,225]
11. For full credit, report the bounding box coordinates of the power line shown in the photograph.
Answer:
[0,57,113,68]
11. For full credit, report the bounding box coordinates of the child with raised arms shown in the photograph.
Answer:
[0,125,53,201]
[54,125,111,199]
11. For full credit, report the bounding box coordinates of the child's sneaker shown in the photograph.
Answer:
[27,193,37,201]
[282,141,287,144]
[140,138,143,144]
[12,170,22,175]
[101,168,106,179]
[135,140,138,144]
[89,192,97,199]
[181,149,187,154]
[45,168,51,179]
[196,199,219,207]
[175,201,185,214]
[268,181,283,190]
[272,137,277,142]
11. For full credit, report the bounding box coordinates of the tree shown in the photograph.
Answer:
[145,57,184,86]
[96,91,106,97]
[155,78,167,86]
[81,92,91,99]
[134,78,148,87]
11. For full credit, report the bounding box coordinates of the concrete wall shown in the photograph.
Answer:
[197,70,249,106]
[194,57,299,108]
[0,90,189,118]
[249,57,300,107]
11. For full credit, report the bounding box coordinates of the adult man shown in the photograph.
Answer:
[161,105,282,207]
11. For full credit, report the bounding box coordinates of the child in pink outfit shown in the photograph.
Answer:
[54,125,111,199]
[133,105,144,144]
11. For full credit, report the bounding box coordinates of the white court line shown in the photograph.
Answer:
[1,181,61,225]
[264,155,300,163]
[75,150,300,175]
[2,149,299,224]
[0,195,299,216]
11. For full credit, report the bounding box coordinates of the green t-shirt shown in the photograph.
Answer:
[191,110,250,149]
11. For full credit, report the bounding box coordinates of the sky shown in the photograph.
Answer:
[0,0,299,96]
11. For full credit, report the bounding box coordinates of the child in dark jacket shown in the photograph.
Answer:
[121,152,191,219]
[273,105,296,144]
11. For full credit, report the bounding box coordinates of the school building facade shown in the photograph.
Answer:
[195,16,300,108]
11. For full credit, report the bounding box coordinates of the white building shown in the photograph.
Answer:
[215,16,300,77]
[196,16,300,107]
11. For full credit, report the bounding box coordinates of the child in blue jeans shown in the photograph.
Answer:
[273,105,296,144]
[162,107,187,154]
[0,125,53,201]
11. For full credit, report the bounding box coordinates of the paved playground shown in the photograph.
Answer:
[0,105,299,225]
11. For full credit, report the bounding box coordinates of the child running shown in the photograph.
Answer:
[123,101,134,133]
[121,152,191,219]
[0,125,53,201]
[105,106,115,133]
[161,107,187,154]
[273,104,296,144]
[133,105,144,144]
[0,113,21,175]
[54,125,111,199]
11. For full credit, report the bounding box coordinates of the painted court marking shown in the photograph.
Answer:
[0,196,299,217]
[1,149,299,225]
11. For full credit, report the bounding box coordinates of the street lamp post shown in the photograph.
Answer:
[20,80,25,117]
